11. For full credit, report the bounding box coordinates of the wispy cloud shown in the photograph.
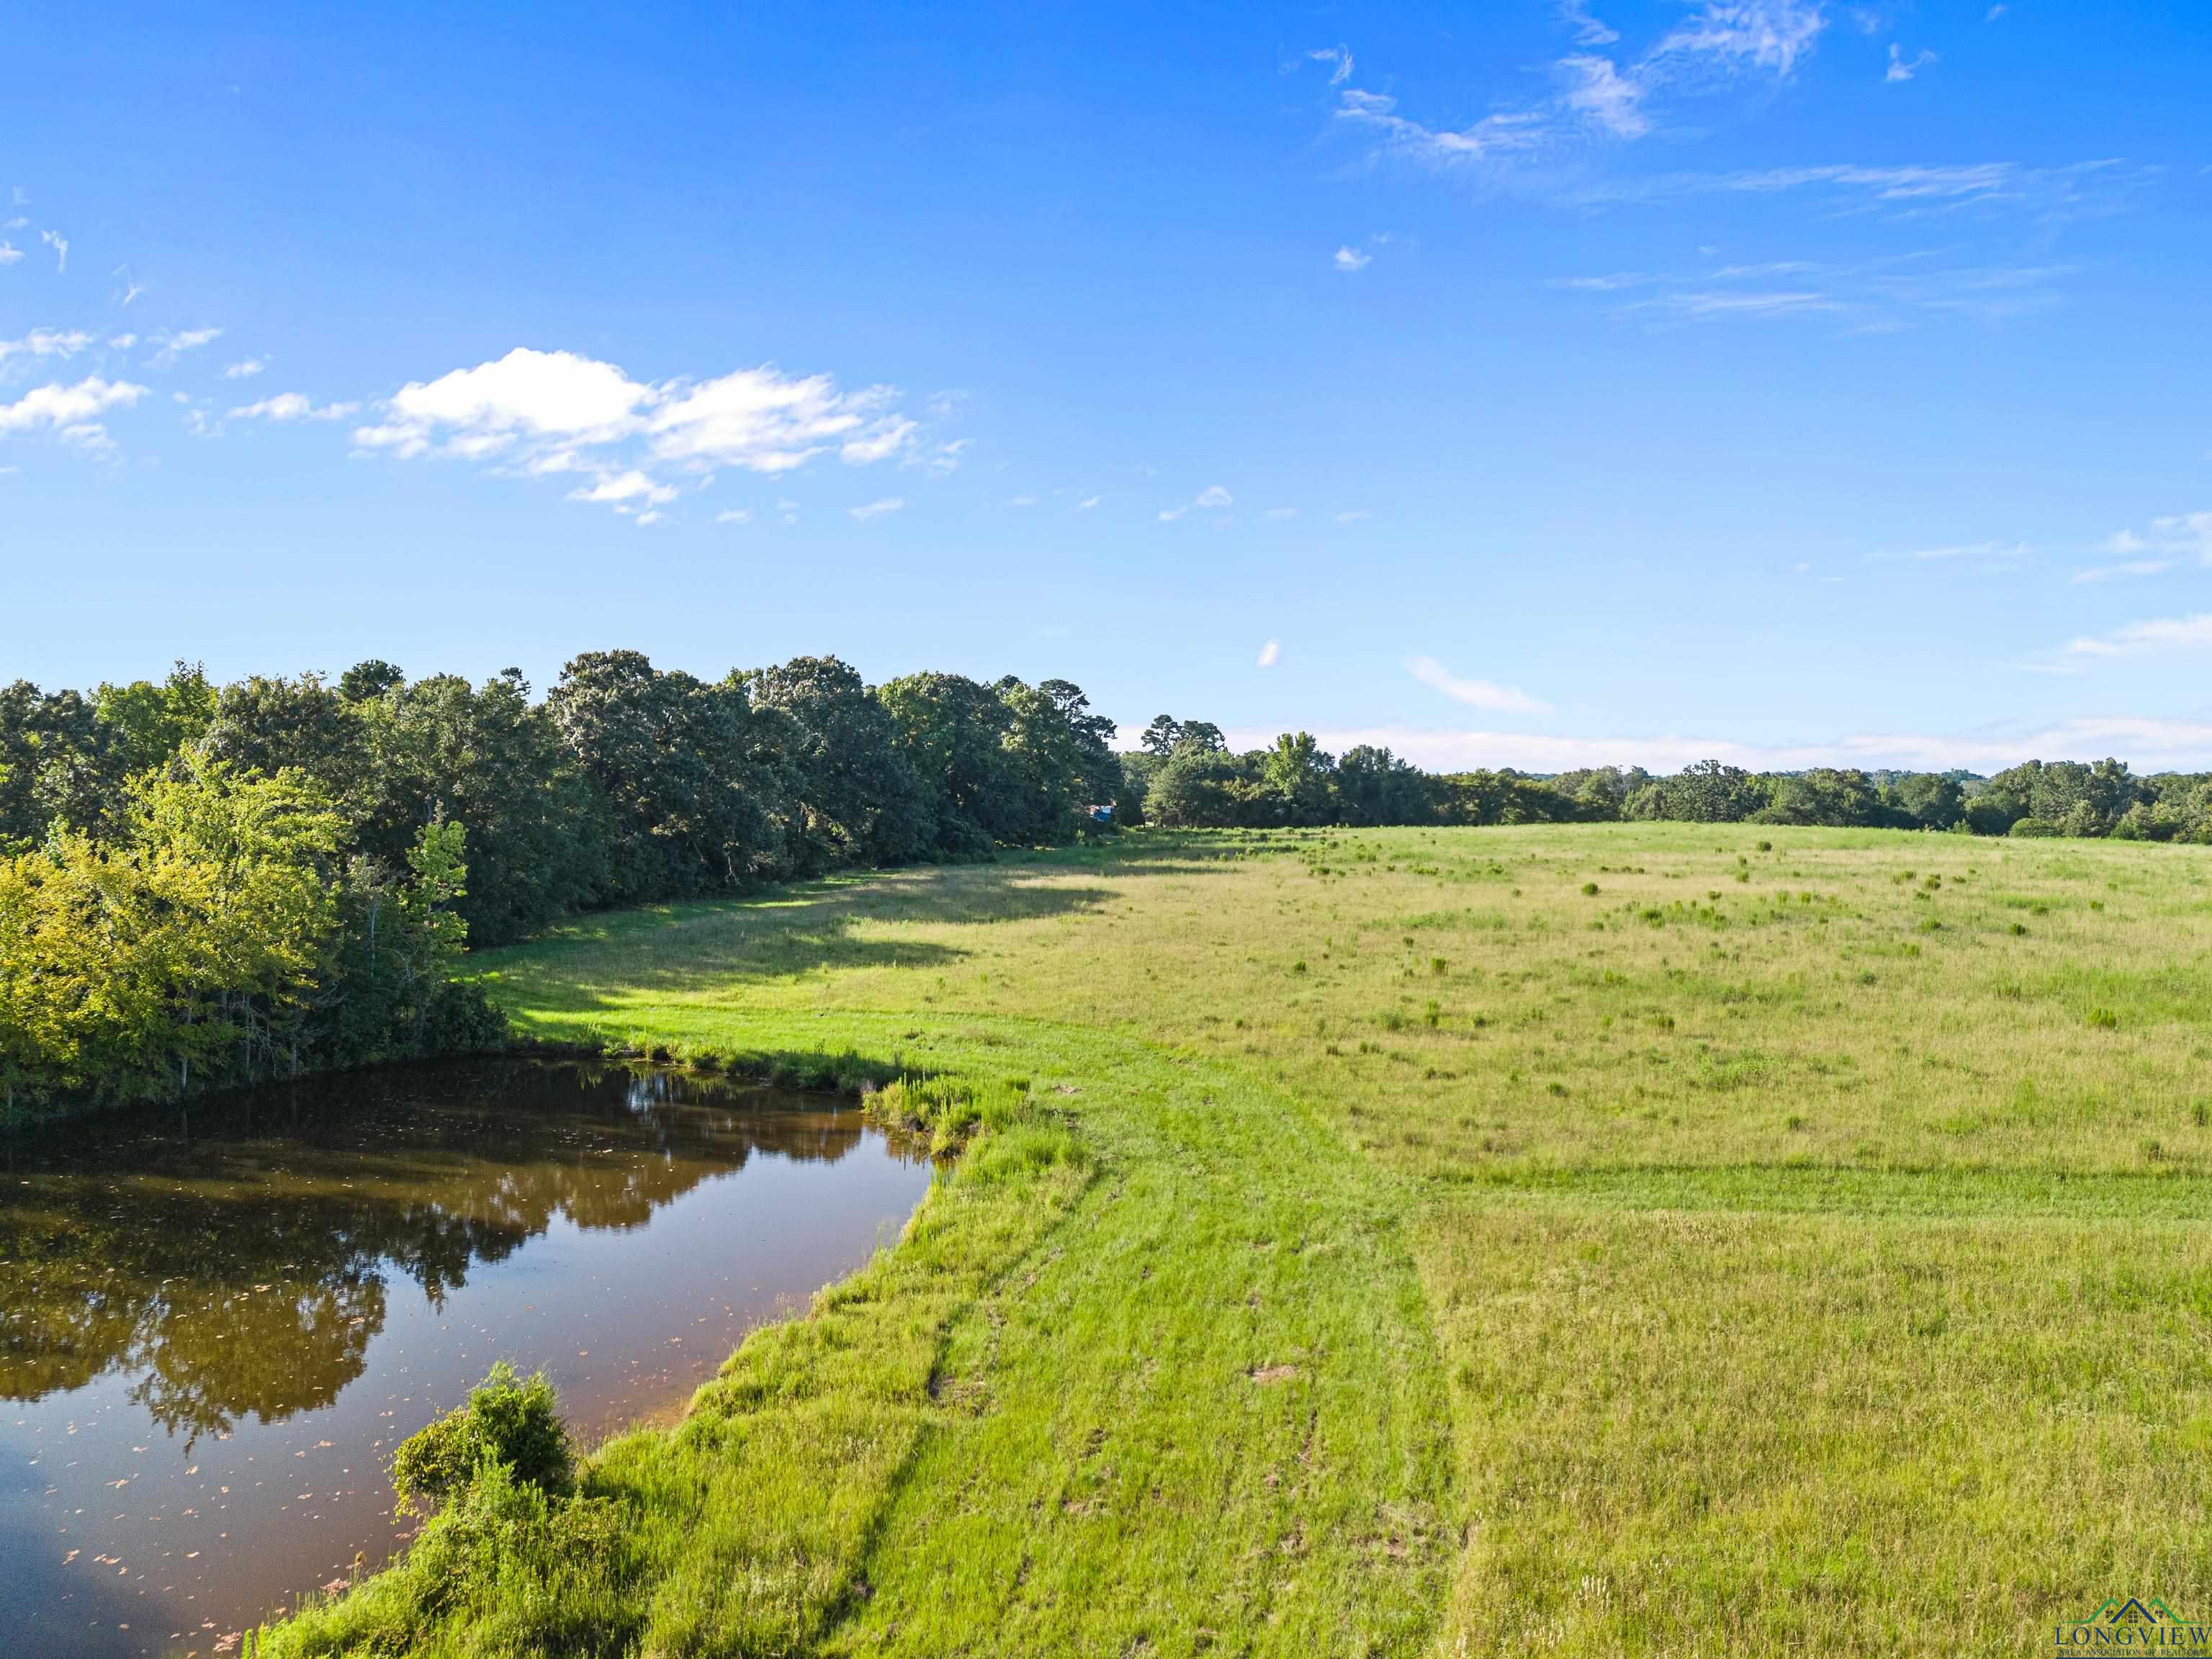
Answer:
[1557,53,1648,138]
[148,326,222,367]
[2073,560,2174,584]
[1655,0,1827,77]
[1159,483,1233,522]
[38,229,66,272]
[1566,250,2077,331]
[1885,43,1937,82]
[228,392,357,423]
[1075,494,1100,513]
[1558,0,1620,47]
[1884,539,2033,565]
[2098,511,2212,564]
[0,243,22,266]
[1575,158,2146,220]
[1333,244,1372,272]
[1306,45,1354,86]
[2061,613,2212,661]
[0,328,93,363]
[223,359,265,379]
[1323,1,1835,191]
[1256,639,1281,668]
[850,496,904,521]
[1408,655,1550,714]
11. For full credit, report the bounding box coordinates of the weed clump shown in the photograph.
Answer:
[392,1362,574,1519]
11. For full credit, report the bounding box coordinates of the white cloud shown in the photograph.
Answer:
[1408,655,1550,714]
[351,347,927,503]
[1256,639,1281,668]
[228,392,356,423]
[1076,495,1100,513]
[223,359,265,379]
[39,229,66,272]
[635,510,664,527]
[1885,43,1936,82]
[1307,45,1354,86]
[0,243,21,266]
[367,347,650,457]
[1335,508,1372,523]
[1558,55,1648,138]
[716,508,752,524]
[0,376,148,437]
[1333,245,1372,272]
[567,468,677,506]
[1655,0,1827,77]
[2061,613,2212,661]
[1559,0,1621,46]
[0,329,93,362]
[649,367,906,472]
[108,333,136,349]
[850,496,904,521]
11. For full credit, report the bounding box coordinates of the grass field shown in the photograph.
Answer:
[271,824,2212,1655]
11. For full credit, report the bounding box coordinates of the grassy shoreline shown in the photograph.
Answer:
[261,1015,1455,1655]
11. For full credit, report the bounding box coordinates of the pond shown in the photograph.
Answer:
[0,1057,935,1659]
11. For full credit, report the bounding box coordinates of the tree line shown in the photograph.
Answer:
[1124,721,2212,841]
[0,653,1120,1112]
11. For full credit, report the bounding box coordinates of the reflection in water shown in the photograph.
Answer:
[0,1058,932,1659]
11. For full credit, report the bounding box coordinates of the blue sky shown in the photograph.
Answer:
[4,1,2208,772]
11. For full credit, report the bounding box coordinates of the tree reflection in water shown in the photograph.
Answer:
[0,1059,888,1442]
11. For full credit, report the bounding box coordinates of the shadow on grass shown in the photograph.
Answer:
[469,836,1262,1018]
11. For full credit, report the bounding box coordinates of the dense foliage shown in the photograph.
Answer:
[0,653,1120,1111]
[1124,718,2212,842]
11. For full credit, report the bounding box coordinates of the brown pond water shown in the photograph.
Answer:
[0,1057,935,1659]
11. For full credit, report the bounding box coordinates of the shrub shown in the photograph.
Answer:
[392,1363,573,1519]
[2008,817,2062,839]
[424,980,511,1053]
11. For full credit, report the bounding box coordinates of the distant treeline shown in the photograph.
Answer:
[0,654,1119,1111]
[1124,719,2212,841]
